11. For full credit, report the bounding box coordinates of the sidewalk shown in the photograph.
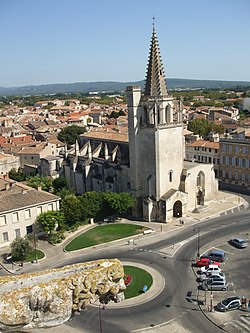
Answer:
[0,191,248,333]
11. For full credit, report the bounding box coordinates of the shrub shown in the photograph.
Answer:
[48,232,65,245]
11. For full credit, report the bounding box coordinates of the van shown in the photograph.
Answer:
[204,249,226,262]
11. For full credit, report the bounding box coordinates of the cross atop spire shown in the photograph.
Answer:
[144,25,168,97]
[152,15,155,28]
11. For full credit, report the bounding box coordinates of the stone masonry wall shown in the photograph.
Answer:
[0,259,125,331]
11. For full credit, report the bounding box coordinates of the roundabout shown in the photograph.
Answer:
[107,261,165,308]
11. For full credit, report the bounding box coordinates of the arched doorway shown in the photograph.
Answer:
[197,190,204,205]
[173,200,182,218]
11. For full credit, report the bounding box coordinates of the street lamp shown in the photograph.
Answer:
[33,233,38,263]
[99,303,106,333]
[193,225,200,258]
[210,284,213,312]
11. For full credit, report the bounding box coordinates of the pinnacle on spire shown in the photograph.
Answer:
[144,26,168,97]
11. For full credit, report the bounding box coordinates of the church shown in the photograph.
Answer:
[64,26,218,223]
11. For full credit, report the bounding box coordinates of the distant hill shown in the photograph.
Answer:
[0,78,250,96]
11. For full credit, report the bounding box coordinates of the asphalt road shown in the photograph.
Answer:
[60,208,250,333]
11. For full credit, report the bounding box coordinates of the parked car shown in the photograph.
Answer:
[200,271,225,282]
[216,296,241,312]
[230,238,248,249]
[200,264,221,274]
[103,216,116,223]
[206,276,226,284]
[201,249,225,262]
[196,257,220,267]
[200,280,228,291]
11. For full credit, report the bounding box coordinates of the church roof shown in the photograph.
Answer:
[144,27,168,97]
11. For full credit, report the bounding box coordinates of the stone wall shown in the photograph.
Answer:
[0,259,125,331]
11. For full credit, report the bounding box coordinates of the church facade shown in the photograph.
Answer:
[64,26,218,223]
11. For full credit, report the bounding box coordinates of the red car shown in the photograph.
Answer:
[196,257,220,267]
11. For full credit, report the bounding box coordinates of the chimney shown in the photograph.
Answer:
[37,186,42,191]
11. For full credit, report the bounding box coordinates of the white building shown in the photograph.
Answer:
[126,26,218,222]
[0,177,60,248]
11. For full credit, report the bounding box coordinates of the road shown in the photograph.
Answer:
[59,208,250,333]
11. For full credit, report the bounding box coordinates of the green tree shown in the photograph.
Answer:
[11,237,33,262]
[212,123,224,135]
[37,210,66,234]
[56,187,75,199]
[52,176,68,193]
[104,192,135,215]
[188,118,212,138]
[8,168,27,182]
[79,192,106,220]
[188,118,225,139]
[57,125,86,146]
[60,194,82,226]
[27,175,52,192]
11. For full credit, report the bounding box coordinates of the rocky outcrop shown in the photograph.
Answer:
[0,259,125,331]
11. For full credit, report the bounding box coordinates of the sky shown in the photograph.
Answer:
[0,0,250,87]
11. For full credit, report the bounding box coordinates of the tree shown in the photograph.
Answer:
[55,187,75,199]
[104,192,135,215]
[10,237,33,262]
[8,168,27,182]
[212,123,224,135]
[57,125,86,147]
[188,118,225,139]
[188,118,213,139]
[27,175,53,192]
[52,176,68,193]
[37,210,66,234]
[79,192,106,220]
[60,194,82,226]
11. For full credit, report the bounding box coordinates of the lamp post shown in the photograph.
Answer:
[210,284,213,312]
[34,233,38,263]
[193,225,200,258]
[99,303,106,333]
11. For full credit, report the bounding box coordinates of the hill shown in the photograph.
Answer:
[0,78,250,96]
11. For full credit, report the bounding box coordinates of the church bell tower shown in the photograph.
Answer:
[127,25,184,221]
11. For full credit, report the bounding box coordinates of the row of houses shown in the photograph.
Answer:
[185,129,250,185]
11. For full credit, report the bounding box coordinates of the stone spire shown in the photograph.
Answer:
[144,26,168,97]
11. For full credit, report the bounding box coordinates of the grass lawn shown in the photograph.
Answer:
[64,223,147,251]
[24,249,45,262]
[124,265,153,299]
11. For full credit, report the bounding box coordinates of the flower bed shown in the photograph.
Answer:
[124,273,133,286]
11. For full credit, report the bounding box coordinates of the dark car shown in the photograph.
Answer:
[201,249,225,262]
[216,296,241,312]
[230,238,248,249]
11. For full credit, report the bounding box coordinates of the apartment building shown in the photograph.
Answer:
[0,177,60,248]
[219,138,250,187]
[185,140,220,177]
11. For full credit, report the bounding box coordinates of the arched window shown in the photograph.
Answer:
[197,171,205,188]
[165,104,171,123]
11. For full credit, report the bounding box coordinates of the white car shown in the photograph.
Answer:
[200,271,225,282]
[200,264,221,274]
